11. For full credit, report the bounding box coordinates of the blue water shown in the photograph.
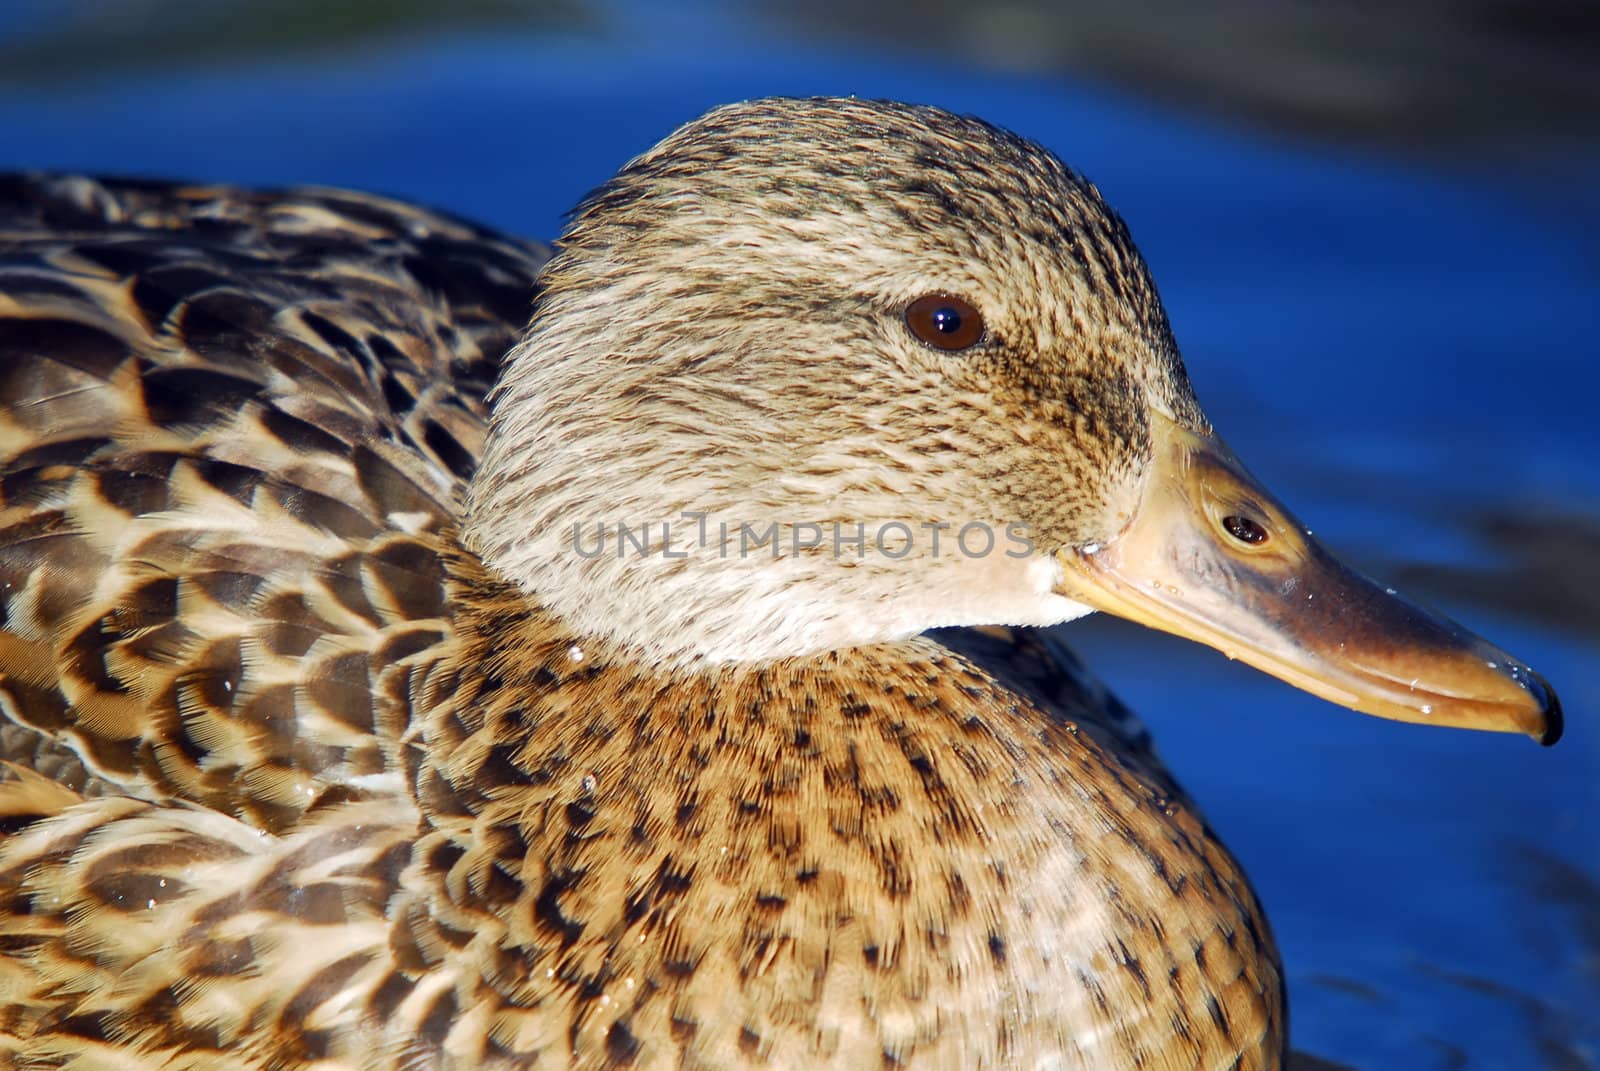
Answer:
[3,13,1596,1067]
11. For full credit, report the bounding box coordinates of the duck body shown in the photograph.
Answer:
[0,172,1278,1068]
[0,99,1558,1069]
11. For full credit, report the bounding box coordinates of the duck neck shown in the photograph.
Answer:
[402,538,1283,1063]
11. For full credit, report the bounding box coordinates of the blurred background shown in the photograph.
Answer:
[1,2,1597,1066]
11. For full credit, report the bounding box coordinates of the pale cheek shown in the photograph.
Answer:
[1027,553,1064,595]
[1020,554,1097,626]
[911,546,1097,631]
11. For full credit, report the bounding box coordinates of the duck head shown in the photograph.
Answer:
[466,97,1559,745]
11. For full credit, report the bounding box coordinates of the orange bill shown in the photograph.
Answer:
[1056,412,1562,745]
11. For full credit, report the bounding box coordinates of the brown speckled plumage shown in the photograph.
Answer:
[0,172,538,831]
[0,100,1285,1069]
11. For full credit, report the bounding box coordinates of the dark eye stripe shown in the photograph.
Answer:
[906,294,984,351]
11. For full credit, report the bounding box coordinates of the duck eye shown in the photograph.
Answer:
[1222,515,1270,546]
[905,294,985,351]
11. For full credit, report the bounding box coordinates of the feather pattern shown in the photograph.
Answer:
[0,100,1284,1071]
[0,173,542,828]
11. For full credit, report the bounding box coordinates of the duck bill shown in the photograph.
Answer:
[1055,412,1562,745]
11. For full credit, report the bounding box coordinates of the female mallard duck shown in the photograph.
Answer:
[0,98,1558,1069]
